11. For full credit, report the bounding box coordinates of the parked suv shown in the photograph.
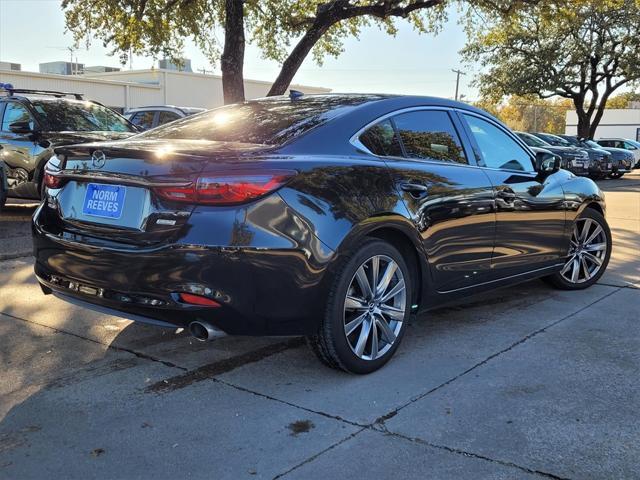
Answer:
[596,138,640,168]
[515,131,590,176]
[533,133,611,179]
[124,105,206,131]
[0,87,137,207]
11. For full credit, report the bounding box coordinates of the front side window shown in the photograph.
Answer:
[1,102,34,131]
[358,119,403,157]
[31,99,134,132]
[157,111,181,126]
[130,111,156,130]
[464,114,534,172]
[392,110,467,164]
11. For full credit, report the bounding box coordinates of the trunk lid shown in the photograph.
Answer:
[48,139,272,245]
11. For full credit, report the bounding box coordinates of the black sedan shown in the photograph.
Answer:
[33,94,612,373]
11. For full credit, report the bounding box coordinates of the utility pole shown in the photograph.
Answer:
[452,68,466,101]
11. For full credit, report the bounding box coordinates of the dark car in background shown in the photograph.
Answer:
[33,94,612,373]
[0,160,7,210]
[124,105,207,131]
[596,138,640,168]
[0,87,137,208]
[578,139,634,179]
[534,132,611,179]
[515,131,590,176]
[557,134,614,179]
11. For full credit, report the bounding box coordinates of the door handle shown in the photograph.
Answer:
[400,182,430,198]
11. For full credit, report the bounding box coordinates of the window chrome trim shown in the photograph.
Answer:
[349,105,473,168]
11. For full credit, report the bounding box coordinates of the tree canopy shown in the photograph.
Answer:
[62,0,539,103]
[463,0,640,138]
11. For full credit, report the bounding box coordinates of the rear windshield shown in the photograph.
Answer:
[138,96,372,145]
[31,99,135,133]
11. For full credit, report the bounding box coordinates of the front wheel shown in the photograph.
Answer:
[307,238,412,374]
[608,172,624,179]
[544,208,611,290]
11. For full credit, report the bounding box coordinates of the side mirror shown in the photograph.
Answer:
[9,121,35,135]
[536,151,560,174]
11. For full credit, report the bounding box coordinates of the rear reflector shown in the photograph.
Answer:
[178,293,221,307]
[154,170,296,205]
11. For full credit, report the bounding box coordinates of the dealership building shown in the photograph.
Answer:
[0,66,330,112]
[565,108,640,141]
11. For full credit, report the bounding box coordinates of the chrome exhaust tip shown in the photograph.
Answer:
[188,321,220,342]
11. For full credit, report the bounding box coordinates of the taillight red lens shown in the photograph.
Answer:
[178,293,221,307]
[43,171,64,189]
[154,170,296,205]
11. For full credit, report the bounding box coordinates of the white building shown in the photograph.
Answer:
[566,109,640,141]
[0,68,330,112]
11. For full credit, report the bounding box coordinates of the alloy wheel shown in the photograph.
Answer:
[343,255,406,361]
[560,217,607,284]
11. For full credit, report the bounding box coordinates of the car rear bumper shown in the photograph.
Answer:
[32,199,335,336]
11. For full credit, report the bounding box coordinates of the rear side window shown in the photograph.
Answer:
[392,110,467,164]
[130,111,156,130]
[1,102,34,131]
[463,114,534,172]
[359,119,403,157]
[158,111,181,125]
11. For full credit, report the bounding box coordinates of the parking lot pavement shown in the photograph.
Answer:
[0,172,639,479]
[0,200,38,260]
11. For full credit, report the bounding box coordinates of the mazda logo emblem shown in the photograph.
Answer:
[91,150,106,168]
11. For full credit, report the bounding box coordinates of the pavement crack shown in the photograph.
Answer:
[372,287,622,425]
[383,429,572,480]
[215,378,367,428]
[272,428,367,479]
[0,311,187,372]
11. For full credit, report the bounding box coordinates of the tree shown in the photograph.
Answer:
[62,0,538,104]
[475,95,572,133]
[607,91,640,108]
[463,0,640,139]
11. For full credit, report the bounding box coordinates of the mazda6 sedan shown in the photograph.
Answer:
[33,94,612,373]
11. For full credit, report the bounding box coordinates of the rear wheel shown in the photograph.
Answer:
[544,208,611,290]
[307,238,412,374]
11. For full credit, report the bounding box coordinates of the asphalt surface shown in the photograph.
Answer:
[0,172,638,479]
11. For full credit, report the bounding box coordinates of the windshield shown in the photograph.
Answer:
[584,140,601,149]
[138,96,376,145]
[561,136,580,146]
[32,100,135,132]
[518,132,549,148]
[540,134,571,147]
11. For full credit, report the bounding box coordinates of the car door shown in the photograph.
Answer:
[358,109,496,292]
[459,112,566,275]
[0,101,38,195]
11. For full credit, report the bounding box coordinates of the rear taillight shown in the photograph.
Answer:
[43,171,65,189]
[154,170,296,205]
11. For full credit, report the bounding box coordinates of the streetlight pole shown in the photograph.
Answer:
[452,68,466,101]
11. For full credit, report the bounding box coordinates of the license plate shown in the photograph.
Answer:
[573,161,584,167]
[82,183,126,219]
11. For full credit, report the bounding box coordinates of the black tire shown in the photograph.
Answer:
[0,163,7,211]
[608,172,624,179]
[307,238,412,374]
[544,208,612,290]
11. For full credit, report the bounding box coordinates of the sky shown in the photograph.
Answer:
[0,0,479,99]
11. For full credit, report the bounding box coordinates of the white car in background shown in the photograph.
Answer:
[596,138,640,168]
[124,105,206,131]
